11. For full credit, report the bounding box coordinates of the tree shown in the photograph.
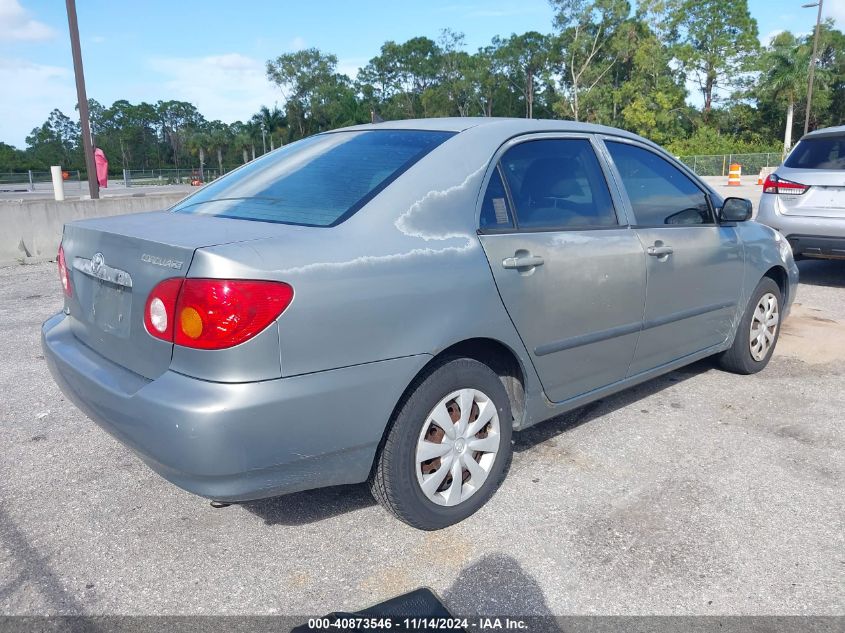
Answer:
[549,0,629,122]
[25,109,80,168]
[614,21,688,143]
[760,32,810,153]
[266,48,347,138]
[155,100,204,169]
[646,0,759,119]
[185,125,209,180]
[497,32,551,118]
[253,105,286,149]
[206,121,231,175]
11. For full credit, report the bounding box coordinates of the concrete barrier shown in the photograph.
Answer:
[1,193,186,267]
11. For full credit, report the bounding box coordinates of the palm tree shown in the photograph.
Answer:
[185,127,209,181]
[229,122,252,164]
[762,33,809,154]
[206,121,231,177]
[251,106,287,152]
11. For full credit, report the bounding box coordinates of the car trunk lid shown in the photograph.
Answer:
[61,211,287,379]
[775,167,845,219]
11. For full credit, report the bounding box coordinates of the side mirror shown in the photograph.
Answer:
[720,197,753,222]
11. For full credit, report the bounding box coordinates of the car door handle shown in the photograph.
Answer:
[502,254,544,269]
[647,245,674,257]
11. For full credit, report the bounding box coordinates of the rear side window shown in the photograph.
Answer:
[606,141,712,226]
[171,130,454,226]
[479,168,515,229]
[784,136,845,170]
[499,139,617,229]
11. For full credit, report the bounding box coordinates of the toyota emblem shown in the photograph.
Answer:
[91,252,105,274]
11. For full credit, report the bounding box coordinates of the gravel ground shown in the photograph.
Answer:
[0,259,842,618]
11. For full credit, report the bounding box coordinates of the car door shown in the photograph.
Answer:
[600,138,744,376]
[478,135,647,403]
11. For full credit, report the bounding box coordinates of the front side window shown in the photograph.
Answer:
[498,138,617,229]
[784,136,845,170]
[606,141,712,226]
[171,130,454,226]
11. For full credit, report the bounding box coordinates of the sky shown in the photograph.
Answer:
[1,0,844,148]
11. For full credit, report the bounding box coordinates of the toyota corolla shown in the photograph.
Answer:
[42,118,798,530]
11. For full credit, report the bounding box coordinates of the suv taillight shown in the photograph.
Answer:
[763,174,809,195]
[57,244,72,297]
[144,278,294,350]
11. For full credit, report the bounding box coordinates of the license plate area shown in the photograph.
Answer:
[73,256,134,339]
[814,187,845,208]
[90,280,132,338]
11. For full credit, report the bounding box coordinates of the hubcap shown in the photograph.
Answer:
[415,388,501,507]
[749,292,779,362]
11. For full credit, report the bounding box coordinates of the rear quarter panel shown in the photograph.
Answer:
[185,126,543,403]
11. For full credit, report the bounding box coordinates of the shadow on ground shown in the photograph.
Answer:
[514,358,714,453]
[442,554,559,628]
[796,259,845,288]
[241,482,375,526]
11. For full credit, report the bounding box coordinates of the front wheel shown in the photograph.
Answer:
[718,277,782,374]
[369,357,513,530]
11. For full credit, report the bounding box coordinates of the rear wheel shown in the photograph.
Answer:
[718,277,782,374]
[369,357,513,530]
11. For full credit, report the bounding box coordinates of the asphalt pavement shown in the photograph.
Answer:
[0,258,842,618]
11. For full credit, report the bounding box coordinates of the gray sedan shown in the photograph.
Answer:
[757,125,845,260]
[42,118,798,530]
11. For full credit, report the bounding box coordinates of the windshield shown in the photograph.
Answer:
[784,135,845,170]
[171,129,454,226]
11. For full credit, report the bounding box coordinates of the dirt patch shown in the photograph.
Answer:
[776,303,845,365]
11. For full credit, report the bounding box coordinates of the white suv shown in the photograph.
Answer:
[757,125,845,260]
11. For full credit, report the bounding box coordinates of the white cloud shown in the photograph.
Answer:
[337,57,366,80]
[147,53,282,124]
[0,57,76,147]
[0,0,55,42]
[826,2,845,28]
[288,35,306,51]
[761,29,785,46]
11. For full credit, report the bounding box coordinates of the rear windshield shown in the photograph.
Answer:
[784,136,845,170]
[171,129,454,226]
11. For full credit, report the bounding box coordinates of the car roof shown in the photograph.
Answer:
[331,117,653,144]
[801,125,845,139]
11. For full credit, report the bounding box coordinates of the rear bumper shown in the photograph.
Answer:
[42,312,430,502]
[758,193,845,259]
[784,234,845,260]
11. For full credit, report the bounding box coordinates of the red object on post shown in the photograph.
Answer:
[94,147,108,188]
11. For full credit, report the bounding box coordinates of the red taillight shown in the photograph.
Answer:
[763,174,809,195]
[57,244,72,297]
[144,278,182,342]
[144,278,294,349]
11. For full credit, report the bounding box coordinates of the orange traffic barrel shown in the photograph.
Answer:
[728,163,741,186]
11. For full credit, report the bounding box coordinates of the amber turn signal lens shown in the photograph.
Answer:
[179,306,203,339]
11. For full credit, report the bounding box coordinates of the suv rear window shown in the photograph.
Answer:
[784,135,845,170]
[171,129,454,226]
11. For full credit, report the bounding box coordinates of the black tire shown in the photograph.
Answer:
[369,357,513,530]
[718,277,782,374]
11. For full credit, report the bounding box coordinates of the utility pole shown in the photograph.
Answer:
[65,0,99,199]
[802,0,824,136]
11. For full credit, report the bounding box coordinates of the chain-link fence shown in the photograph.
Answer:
[122,167,236,187]
[677,152,784,177]
[0,170,84,193]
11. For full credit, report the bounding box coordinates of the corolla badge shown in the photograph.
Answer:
[91,252,105,274]
[141,253,183,270]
